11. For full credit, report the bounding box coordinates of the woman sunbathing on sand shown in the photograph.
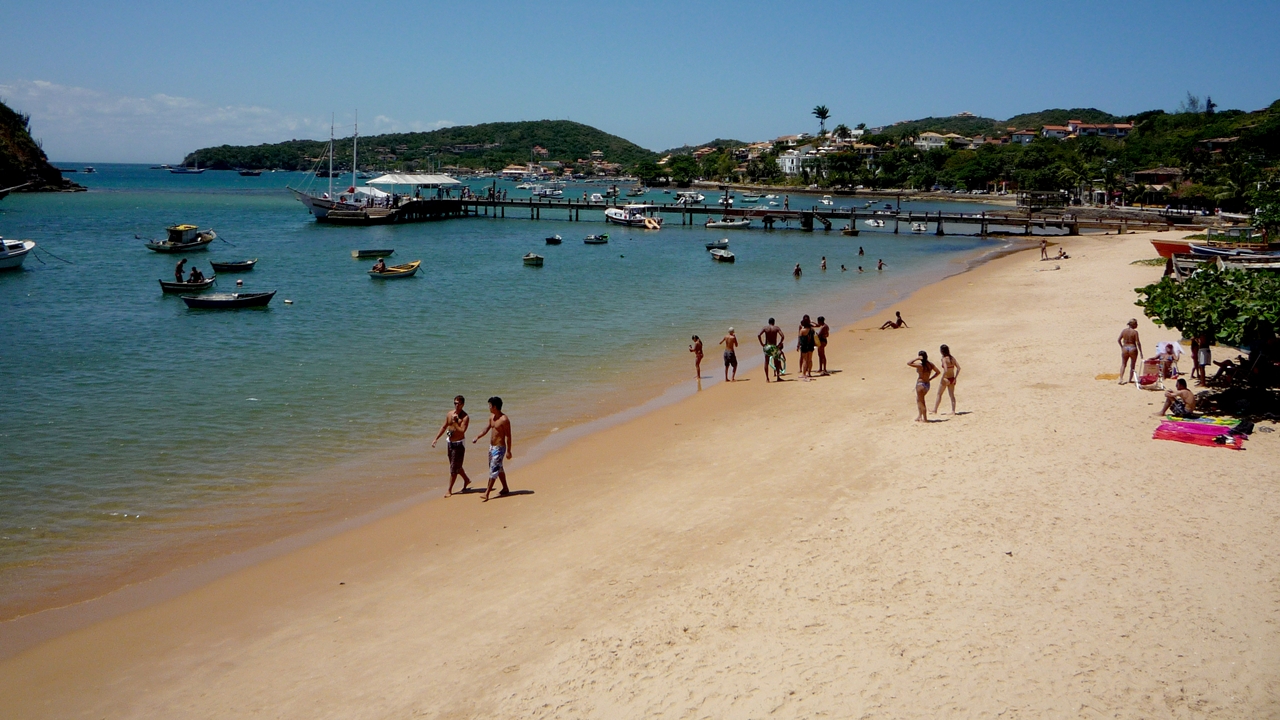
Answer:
[909,350,941,422]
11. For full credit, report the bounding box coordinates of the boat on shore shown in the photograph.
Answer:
[709,248,735,263]
[0,237,36,270]
[210,259,258,272]
[584,234,609,244]
[368,260,421,279]
[159,276,217,293]
[352,249,394,259]
[706,238,729,250]
[1153,227,1277,258]
[545,235,562,245]
[605,205,663,229]
[181,291,275,309]
[705,218,750,229]
[523,253,544,266]
[146,225,216,253]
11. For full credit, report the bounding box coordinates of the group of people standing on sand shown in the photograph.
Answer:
[1116,318,1207,418]
[689,315,833,383]
[429,395,514,501]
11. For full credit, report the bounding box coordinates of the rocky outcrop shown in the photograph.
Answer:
[0,100,83,192]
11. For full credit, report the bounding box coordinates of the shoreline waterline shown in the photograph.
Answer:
[0,234,1026,655]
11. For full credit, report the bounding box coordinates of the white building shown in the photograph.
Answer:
[777,145,818,175]
[914,132,948,151]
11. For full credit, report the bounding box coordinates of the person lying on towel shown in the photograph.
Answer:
[1157,378,1197,418]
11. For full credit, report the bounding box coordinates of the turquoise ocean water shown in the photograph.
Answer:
[0,166,1006,617]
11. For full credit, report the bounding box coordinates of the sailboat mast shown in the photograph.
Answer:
[351,110,358,193]
[328,115,334,199]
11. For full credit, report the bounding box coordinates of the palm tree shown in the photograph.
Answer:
[812,105,830,136]
[832,124,852,143]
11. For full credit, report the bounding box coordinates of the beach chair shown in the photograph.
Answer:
[1137,357,1164,391]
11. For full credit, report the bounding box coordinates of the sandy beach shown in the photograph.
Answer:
[3,229,1276,718]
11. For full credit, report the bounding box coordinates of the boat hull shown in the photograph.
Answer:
[1150,239,1193,259]
[290,188,360,220]
[181,291,275,309]
[368,260,421,279]
[352,249,395,259]
[146,239,213,253]
[0,241,35,270]
[159,276,217,293]
[523,255,544,266]
[710,249,735,263]
[210,260,257,272]
[705,220,750,229]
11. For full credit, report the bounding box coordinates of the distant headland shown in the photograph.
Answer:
[0,100,84,193]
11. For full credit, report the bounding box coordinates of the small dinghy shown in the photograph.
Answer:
[706,238,730,250]
[841,225,860,236]
[709,248,736,263]
[523,253,544,266]
[181,291,276,309]
[865,219,886,228]
[210,259,257,272]
[159,275,217,293]
[705,218,751,229]
[368,260,421,279]
[584,234,609,245]
[352,249,395,259]
[545,235,562,245]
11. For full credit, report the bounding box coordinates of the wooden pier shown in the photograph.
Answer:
[314,195,1173,236]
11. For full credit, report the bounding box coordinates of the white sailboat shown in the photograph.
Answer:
[289,113,363,220]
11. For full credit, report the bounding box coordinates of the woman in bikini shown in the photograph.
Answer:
[797,315,816,379]
[908,350,941,422]
[932,344,961,415]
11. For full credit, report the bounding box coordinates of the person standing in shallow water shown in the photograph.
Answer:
[472,396,513,501]
[689,335,703,379]
[793,263,802,279]
[932,345,961,415]
[909,350,941,422]
[431,395,471,496]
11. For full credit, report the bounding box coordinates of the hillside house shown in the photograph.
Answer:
[914,132,949,151]
[1041,125,1071,139]
[1066,120,1133,138]
[1130,166,1184,188]
[1011,130,1037,145]
[778,145,818,175]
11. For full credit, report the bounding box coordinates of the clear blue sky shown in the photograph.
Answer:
[3,0,1278,163]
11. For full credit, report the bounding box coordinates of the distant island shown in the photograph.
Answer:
[0,100,83,193]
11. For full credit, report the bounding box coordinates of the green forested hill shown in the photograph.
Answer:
[0,100,79,191]
[185,120,658,171]
[872,108,1120,139]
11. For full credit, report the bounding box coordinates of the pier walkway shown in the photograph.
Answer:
[317,196,1175,236]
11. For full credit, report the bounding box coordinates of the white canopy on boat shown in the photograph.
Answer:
[366,173,461,187]
[351,185,390,198]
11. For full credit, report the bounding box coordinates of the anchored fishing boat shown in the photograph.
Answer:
[146,225,216,253]
[709,248,736,263]
[604,205,663,229]
[705,238,729,250]
[352,249,395,259]
[368,260,421,279]
[181,291,276,309]
[523,253,544,266]
[0,236,36,270]
[210,259,258,272]
[159,276,217,293]
[584,234,609,245]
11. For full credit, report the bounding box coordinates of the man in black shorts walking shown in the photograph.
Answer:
[431,395,472,496]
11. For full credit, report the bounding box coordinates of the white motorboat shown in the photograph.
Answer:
[865,219,886,228]
[911,222,928,233]
[83,166,97,174]
[533,186,563,198]
[705,238,730,250]
[764,194,778,199]
[605,204,663,229]
[0,236,36,270]
[674,191,705,205]
[709,248,736,263]
[820,195,834,205]
[740,193,762,203]
[705,218,750,229]
[589,193,605,203]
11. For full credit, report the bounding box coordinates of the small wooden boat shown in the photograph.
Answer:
[584,234,609,245]
[0,237,36,270]
[237,169,262,177]
[841,225,860,236]
[865,219,886,228]
[368,260,421,279]
[523,253,544,266]
[210,259,258,272]
[705,218,751,229]
[352,248,395,259]
[740,193,762,203]
[545,235,562,245]
[159,275,216,293]
[181,291,276,309]
[706,239,730,250]
[709,248,736,263]
[146,225,216,253]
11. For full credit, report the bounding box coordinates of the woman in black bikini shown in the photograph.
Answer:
[932,344,961,415]
[797,315,816,379]
[908,350,941,422]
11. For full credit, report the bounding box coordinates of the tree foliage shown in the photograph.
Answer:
[1136,268,1280,349]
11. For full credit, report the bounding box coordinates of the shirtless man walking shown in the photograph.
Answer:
[431,395,471,496]
[758,318,786,382]
[719,327,739,382]
[472,396,513,501]
[1118,318,1143,384]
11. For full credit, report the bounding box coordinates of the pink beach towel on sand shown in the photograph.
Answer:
[1153,424,1244,449]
